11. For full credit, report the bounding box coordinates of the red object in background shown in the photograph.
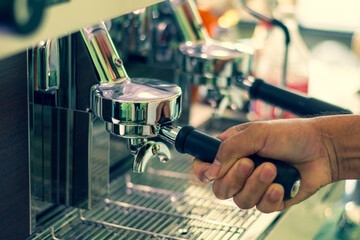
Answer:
[250,74,309,119]
[198,9,218,37]
[250,17,310,120]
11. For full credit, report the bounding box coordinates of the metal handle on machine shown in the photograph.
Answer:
[159,125,301,201]
[80,22,129,84]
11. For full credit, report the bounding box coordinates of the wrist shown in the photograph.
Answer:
[311,115,360,182]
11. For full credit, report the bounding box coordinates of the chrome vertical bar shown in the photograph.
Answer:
[168,0,211,42]
[80,22,129,83]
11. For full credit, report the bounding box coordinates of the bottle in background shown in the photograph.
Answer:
[250,1,310,119]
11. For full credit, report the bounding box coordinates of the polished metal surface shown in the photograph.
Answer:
[29,104,110,210]
[81,22,129,84]
[178,40,253,88]
[91,78,182,137]
[111,8,153,60]
[159,124,181,145]
[291,179,301,198]
[29,151,280,240]
[177,40,252,116]
[29,33,111,218]
[106,122,160,138]
[128,138,148,155]
[132,141,171,173]
[33,39,60,92]
[111,2,182,68]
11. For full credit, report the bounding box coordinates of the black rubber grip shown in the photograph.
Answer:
[175,125,301,201]
[249,79,352,116]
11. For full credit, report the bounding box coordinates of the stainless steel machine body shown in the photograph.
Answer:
[29,35,111,213]
[29,19,183,214]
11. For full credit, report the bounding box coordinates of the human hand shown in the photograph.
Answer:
[193,118,335,213]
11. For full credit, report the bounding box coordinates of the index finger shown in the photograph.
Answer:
[193,158,212,182]
[205,122,269,180]
[217,122,253,141]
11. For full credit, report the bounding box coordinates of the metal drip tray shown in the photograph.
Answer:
[30,151,280,240]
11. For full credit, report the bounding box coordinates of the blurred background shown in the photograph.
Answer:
[194,0,360,119]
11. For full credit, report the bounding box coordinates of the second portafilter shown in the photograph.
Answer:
[81,22,301,201]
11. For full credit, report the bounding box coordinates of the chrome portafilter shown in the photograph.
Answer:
[178,40,253,115]
[91,78,182,138]
[91,78,182,173]
[168,0,253,114]
[178,41,352,117]
[178,40,253,87]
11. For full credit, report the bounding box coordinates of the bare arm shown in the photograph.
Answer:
[192,115,360,213]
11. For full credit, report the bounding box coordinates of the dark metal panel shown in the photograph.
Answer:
[0,52,30,239]
[74,32,100,111]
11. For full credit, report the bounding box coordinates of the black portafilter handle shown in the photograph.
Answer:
[174,125,301,201]
[249,79,352,117]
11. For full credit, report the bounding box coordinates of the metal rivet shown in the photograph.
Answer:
[291,179,301,198]
[114,58,123,68]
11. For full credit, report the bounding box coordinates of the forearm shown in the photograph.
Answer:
[311,114,360,181]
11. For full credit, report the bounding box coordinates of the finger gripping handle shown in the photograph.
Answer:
[175,126,301,200]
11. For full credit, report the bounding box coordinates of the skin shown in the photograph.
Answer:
[193,114,360,213]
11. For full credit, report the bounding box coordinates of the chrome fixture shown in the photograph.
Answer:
[178,41,253,88]
[130,139,171,173]
[90,78,182,138]
[169,0,253,116]
[80,22,182,173]
[29,35,110,213]
[80,22,129,84]
[33,39,60,92]
[177,40,252,115]
[109,0,253,117]
[168,0,210,42]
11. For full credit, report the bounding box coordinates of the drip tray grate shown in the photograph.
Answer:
[30,152,280,240]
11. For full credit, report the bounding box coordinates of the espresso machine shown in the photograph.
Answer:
[0,0,353,239]
[26,13,306,237]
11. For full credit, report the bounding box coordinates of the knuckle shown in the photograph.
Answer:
[212,181,229,200]
[244,121,264,132]
[233,194,255,209]
[245,177,261,195]
[256,203,275,214]
[217,140,234,159]
[232,177,264,209]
